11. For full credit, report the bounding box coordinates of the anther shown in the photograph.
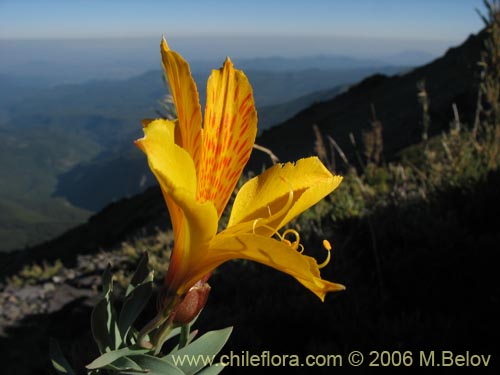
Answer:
[318,239,332,269]
[323,239,332,251]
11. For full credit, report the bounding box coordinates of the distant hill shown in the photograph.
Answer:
[234,54,391,71]
[251,31,484,168]
[49,66,403,212]
[0,62,404,251]
[0,71,165,252]
[257,86,347,131]
[50,85,347,212]
[0,186,168,276]
[0,37,417,85]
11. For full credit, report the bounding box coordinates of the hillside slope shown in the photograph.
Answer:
[251,30,484,168]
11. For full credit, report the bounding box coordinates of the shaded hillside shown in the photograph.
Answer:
[257,85,347,131]
[251,30,485,168]
[0,186,166,277]
[2,121,500,375]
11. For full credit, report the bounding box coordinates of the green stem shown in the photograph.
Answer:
[137,312,167,349]
[152,318,176,355]
[178,324,190,349]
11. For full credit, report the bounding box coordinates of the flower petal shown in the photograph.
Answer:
[186,233,345,301]
[135,119,194,253]
[135,119,218,294]
[197,58,257,217]
[164,188,218,296]
[227,157,342,234]
[135,119,197,197]
[161,37,203,167]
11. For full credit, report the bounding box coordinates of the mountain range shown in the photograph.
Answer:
[0,28,485,268]
[0,37,433,84]
[0,55,404,251]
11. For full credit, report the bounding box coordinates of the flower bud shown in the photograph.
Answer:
[172,281,211,325]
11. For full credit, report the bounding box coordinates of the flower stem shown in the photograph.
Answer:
[151,317,176,355]
[178,324,190,349]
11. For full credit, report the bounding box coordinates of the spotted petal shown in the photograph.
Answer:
[197,58,257,217]
[161,37,203,167]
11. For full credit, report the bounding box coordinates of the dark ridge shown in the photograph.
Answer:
[249,30,485,170]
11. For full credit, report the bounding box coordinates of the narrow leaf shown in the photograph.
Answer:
[127,252,151,296]
[119,281,153,340]
[86,347,149,369]
[91,298,113,353]
[101,265,113,296]
[91,289,122,353]
[49,338,76,375]
[104,356,144,372]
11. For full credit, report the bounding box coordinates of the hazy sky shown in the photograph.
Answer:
[0,0,488,62]
[0,0,484,39]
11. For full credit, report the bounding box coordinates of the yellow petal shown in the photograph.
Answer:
[164,188,218,296]
[135,119,196,277]
[135,118,197,196]
[135,119,194,246]
[161,37,203,167]
[185,233,344,301]
[137,119,188,274]
[227,157,342,235]
[197,57,257,217]
[135,119,218,294]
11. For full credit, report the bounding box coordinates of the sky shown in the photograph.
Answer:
[0,0,485,41]
[0,0,488,74]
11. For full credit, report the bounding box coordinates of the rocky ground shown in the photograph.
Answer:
[0,251,140,374]
[0,251,130,336]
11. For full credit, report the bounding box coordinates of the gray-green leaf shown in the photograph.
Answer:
[86,347,149,369]
[128,354,185,375]
[127,252,152,296]
[164,327,232,375]
[119,280,152,340]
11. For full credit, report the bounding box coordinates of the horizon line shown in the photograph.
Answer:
[0,32,466,44]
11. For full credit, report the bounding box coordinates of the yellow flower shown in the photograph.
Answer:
[135,38,344,314]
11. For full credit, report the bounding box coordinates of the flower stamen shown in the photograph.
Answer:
[318,239,332,269]
[281,229,301,251]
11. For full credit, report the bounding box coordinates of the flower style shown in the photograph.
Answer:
[135,38,344,345]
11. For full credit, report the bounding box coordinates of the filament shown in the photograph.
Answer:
[318,240,332,269]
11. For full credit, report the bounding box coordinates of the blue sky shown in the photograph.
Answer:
[0,0,484,41]
[0,0,488,65]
